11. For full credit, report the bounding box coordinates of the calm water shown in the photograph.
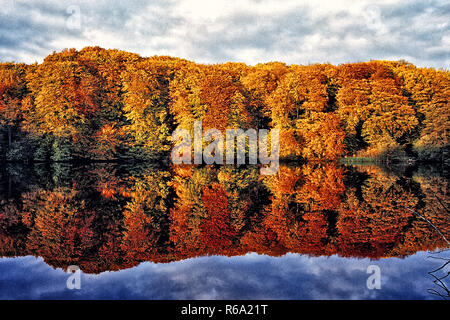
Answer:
[0,162,448,299]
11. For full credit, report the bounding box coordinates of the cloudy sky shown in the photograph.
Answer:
[0,0,449,68]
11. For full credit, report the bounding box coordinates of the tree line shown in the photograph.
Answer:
[0,46,448,163]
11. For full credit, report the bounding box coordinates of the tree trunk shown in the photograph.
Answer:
[8,176,11,198]
[7,125,11,149]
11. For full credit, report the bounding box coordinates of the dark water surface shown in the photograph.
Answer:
[0,162,448,299]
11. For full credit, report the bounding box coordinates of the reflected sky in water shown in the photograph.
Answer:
[0,250,448,299]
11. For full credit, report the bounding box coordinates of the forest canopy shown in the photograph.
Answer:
[0,47,448,163]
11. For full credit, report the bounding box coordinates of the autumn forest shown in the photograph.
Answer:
[0,46,449,163]
[0,47,449,277]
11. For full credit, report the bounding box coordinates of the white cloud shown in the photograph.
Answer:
[0,0,448,68]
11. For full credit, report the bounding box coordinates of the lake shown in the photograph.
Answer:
[0,162,448,299]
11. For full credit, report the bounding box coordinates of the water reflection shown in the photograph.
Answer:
[0,162,448,299]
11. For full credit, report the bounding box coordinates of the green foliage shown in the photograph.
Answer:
[51,137,73,162]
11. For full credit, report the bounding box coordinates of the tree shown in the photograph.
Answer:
[0,63,28,160]
[122,58,176,158]
[413,71,449,162]
[362,65,418,152]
